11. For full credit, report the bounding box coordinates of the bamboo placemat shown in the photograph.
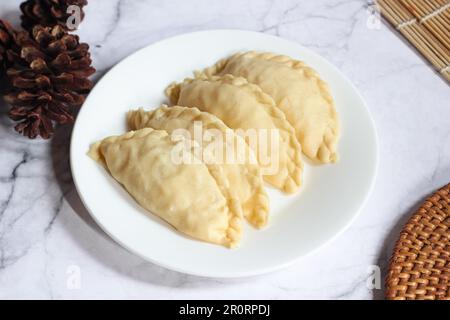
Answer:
[377,0,450,82]
[385,184,450,300]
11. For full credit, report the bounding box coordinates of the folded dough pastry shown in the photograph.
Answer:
[127,105,270,228]
[88,128,242,248]
[197,51,340,163]
[166,74,303,193]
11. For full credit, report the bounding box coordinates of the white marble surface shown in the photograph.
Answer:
[0,0,449,300]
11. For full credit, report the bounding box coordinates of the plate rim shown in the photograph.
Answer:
[70,29,379,278]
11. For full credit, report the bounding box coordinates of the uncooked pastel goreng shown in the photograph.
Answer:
[88,128,242,248]
[166,74,303,194]
[198,51,340,163]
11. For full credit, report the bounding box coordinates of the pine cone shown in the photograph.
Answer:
[20,0,88,31]
[0,20,16,79]
[4,24,95,139]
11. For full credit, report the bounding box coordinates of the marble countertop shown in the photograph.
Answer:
[0,0,449,300]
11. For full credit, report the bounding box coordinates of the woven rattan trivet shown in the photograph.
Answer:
[377,0,450,83]
[385,184,450,300]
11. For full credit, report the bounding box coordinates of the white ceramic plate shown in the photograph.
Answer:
[71,30,378,278]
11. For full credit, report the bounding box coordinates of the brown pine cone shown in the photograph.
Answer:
[20,0,88,31]
[0,20,16,79]
[4,24,95,139]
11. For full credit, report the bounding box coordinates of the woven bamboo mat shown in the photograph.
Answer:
[377,0,450,82]
[385,184,450,300]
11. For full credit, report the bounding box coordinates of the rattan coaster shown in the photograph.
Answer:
[386,184,450,300]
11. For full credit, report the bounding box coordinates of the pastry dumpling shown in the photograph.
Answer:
[127,105,270,228]
[166,74,303,193]
[88,128,242,248]
[197,51,340,163]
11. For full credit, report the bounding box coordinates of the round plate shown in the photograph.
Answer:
[70,30,378,278]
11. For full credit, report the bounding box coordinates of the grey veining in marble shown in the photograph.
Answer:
[0,0,449,299]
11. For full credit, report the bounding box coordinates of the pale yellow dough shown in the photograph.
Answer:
[127,106,270,228]
[166,74,303,193]
[197,51,340,163]
[88,128,242,248]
